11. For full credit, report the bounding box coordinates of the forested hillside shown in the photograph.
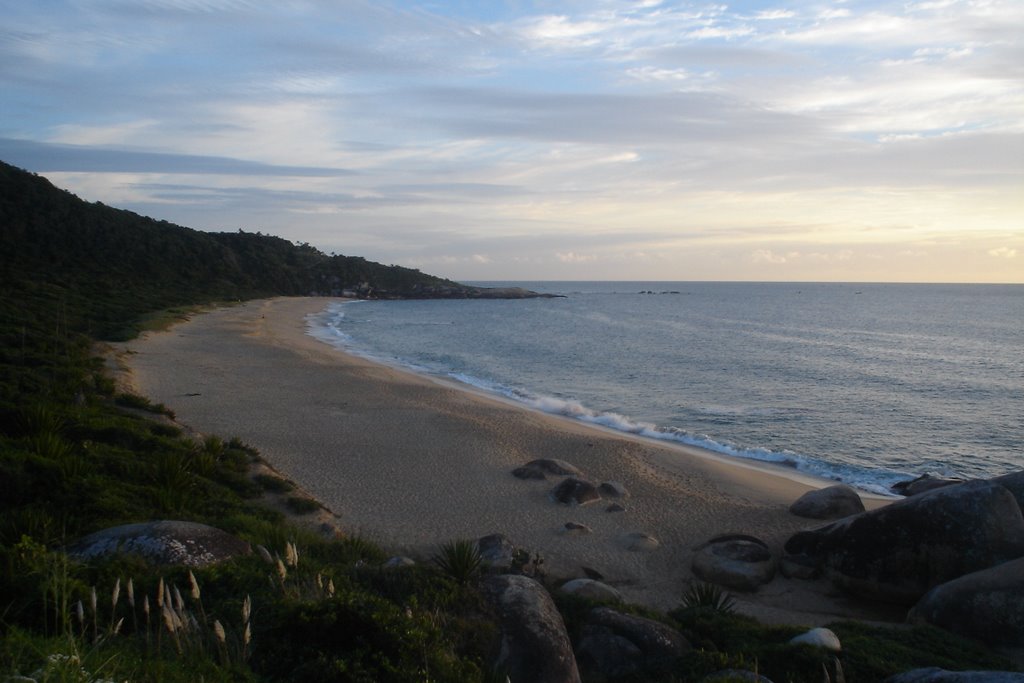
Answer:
[0,160,478,340]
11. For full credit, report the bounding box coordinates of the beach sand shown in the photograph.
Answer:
[118,297,900,626]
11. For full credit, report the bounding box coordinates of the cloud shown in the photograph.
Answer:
[988,247,1018,259]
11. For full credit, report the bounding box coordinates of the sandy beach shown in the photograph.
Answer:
[119,297,899,625]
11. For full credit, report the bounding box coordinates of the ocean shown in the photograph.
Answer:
[306,282,1023,494]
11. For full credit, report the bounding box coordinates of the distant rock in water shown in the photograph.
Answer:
[68,521,250,567]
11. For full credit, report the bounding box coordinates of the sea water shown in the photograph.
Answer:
[306,282,1024,494]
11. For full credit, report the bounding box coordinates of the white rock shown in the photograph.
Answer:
[789,627,841,652]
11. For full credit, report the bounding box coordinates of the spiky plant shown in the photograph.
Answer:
[681,581,737,615]
[433,539,484,585]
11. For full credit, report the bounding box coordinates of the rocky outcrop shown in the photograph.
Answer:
[789,484,865,520]
[692,534,776,591]
[576,607,689,679]
[891,474,963,497]
[550,477,601,506]
[908,556,1024,647]
[68,521,250,567]
[481,575,581,683]
[885,669,1024,682]
[785,480,1024,604]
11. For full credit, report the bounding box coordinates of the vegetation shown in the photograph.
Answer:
[1,159,1018,681]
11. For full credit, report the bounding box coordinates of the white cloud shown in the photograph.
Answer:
[988,247,1018,258]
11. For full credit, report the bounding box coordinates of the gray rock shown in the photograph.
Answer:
[68,521,250,567]
[993,471,1024,512]
[780,554,819,580]
[382,556,416,569]
[789,627,841,652]
[564,522,592,534]
[550,477,601,506]
[789,484,865,520]
[892,474,963,497]
[577,607,690,678]
[598,481,630,499]
[559,578,621,602]
[606,503,626,513]
[481,575,581,683]
[885,669,1024,682]
[623,532,659,552]
[785,480,1024,604]
[526,458,584,476]
[909,556,1024,647]
[692,534,776,592]
[478,533,516,567]
[512,465,548,480]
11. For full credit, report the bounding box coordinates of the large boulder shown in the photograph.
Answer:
[481,575,581,683]
[885,669,1024,682]
[785,480,1024,604]
[478,533,516,567]
[892,474,963,497]
[68,521,250,567]
[559,578,621,603]
[992,471,1024,512]
[550,477,601,506]
[692,534,775,592]
[576,607,690,679]
[789,484,865,520]
[908,556,1024,648]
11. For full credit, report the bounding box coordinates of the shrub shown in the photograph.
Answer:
[433,540,483,586]
[284,496,320,515]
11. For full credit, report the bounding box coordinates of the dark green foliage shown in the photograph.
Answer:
[285,496,321,515]
[253,474,295,494]
[433,540,484,586]
[680,581,736,615]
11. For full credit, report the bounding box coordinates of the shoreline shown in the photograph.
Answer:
[119,296,899,625]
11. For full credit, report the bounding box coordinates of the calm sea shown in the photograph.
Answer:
[306,282,1023,494]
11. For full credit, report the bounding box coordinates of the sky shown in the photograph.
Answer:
[2,0,1022,283]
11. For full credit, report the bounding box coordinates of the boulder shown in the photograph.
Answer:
[512,465,548,480]
[382,556,416,569]
[891,474,963,497]
[68,521,250,567]
[908,556,1024,647]
[525,459,584,476]
[577,607,690,678]
[623,532,659,552]
[789,484,865,520]
[779,554,819,580]
[559,578,621,603]
[550,477,601,506]
[785,480,1024,604]
[885,669,1024,682]
[788,627,841,652]
[993,471,1024,512]
[478,534,516,567]
[598,481,630,499]
[692,534,776,592]
[481,575,581,683]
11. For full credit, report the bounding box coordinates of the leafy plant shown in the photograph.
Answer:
[681,581,737,615]
[433,540,484,586]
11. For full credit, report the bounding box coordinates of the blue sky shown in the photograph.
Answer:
[2,0,1022,282]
